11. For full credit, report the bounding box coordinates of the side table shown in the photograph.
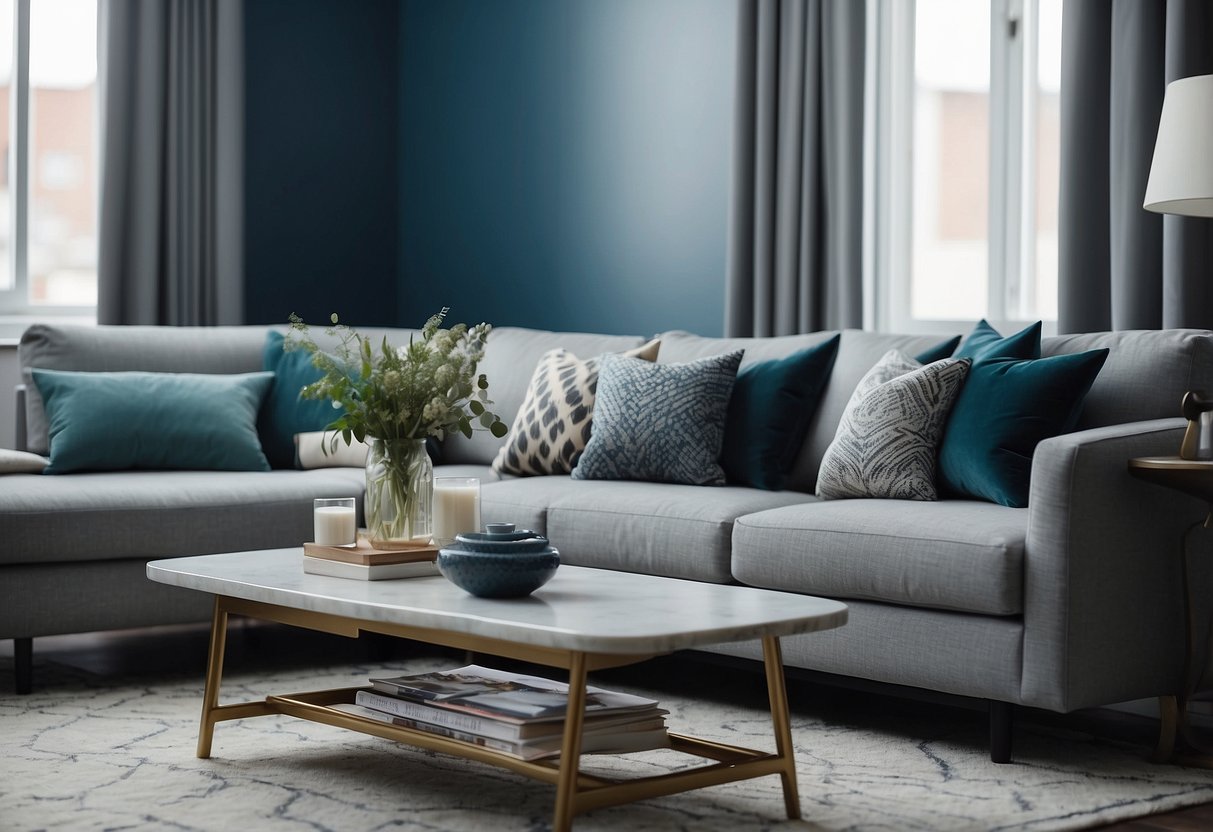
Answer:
[1127,456,1213,766]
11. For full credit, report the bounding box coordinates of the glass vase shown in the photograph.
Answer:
[364,438,433,549]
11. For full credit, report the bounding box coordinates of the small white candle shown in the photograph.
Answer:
[314,499,357,546]
[433,478,481,547]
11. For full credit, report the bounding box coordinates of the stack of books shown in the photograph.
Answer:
[335,664,670,760]
[302,536,440,581]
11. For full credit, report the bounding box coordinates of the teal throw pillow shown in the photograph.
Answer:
[33,369,274,474]
[954,319,1041,362]
[937,349,1110,507]
[572,351,744,486]
[258,330,341,468]
[914,335,962,365]
[721,335,840,490]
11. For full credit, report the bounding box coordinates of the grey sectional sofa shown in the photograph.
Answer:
[5,322,1212,765]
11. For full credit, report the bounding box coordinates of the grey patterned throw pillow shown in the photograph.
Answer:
[816,350,970,501]
[492,339,661,476]
[572,350,744,486]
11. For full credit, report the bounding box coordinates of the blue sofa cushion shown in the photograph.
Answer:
[33,369,273,474]
[913,335,962,364]
[721,335,840,491]
[258,330,340,469]
[954,319,1041,362]
[938,349,1110,507]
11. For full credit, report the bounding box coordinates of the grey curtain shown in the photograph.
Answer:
[1058,0,1213,333]
[725,0,865,337]
[97,0,244,326]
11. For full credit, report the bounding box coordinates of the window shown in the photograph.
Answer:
[870,0,1062,333]
[0,0,98,316]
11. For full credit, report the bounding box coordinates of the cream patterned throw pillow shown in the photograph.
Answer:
[492,339,661,476]
[816,350,970,501]
[0,448,49,474]
[294,431,371,469]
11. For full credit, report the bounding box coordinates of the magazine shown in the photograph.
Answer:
[368,664,660,723]
[333,702,671,760]
[354,689,667,741]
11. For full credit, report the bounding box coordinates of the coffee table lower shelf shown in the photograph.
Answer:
[194,594,806,831]
[259,687,792,814]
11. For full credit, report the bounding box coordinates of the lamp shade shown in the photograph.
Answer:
[1144,74,1213,218]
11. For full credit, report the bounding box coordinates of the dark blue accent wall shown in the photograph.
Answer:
[244,0,735,337]
[398,0,734,337]
[244,0,401,327]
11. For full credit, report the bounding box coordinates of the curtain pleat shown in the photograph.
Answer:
[98,0,242,326]
[1058,0,1213,334]
[725,0,865,337]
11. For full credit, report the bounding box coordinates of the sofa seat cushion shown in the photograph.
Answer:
[0,469,366,566]
[732,499,1027,615]
[482,476,814,583]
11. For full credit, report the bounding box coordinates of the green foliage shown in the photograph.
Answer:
[285,309,508,450]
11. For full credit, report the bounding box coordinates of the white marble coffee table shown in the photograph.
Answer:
[148,548,847,831]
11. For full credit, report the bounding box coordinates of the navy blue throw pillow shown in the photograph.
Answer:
[938,349,1109,507]
[257,330,342,469]
[721,335,840,490]
[914,335,962,365]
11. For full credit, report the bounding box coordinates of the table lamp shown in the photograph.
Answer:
[1144,73,1213,218]
[1144,73,1213,459]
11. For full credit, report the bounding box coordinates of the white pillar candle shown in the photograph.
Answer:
[433,478,481,547]
[314,498,357,546]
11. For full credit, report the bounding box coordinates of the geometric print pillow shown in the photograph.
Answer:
[492,339,660,476]
[815,350,971,501]
[572,350,744,486]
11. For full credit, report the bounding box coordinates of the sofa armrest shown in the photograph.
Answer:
[14,383,27,451]
[1022,417,1205,710]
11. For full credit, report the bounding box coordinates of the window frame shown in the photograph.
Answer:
[869,0,1056,336]
[0,0,96,319]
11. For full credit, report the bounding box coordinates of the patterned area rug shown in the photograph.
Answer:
[2,653,1212,832]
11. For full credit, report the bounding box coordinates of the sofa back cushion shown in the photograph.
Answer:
[19,324,272,455]
[439,327,651,466]
[1042,329,1213,429]
[18,322,425,457]
[657,329,955,492]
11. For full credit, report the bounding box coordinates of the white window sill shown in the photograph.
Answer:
[0,314,97,344]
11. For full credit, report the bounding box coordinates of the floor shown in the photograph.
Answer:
[2,623,1210,831]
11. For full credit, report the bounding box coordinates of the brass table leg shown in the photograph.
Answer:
[552,651,589,832]
[763,635,800,820]
[1154,518,1213,766]
[197,597,229,759]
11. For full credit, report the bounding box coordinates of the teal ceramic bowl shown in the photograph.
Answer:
[437,544,560,598]
[454,530,551,554]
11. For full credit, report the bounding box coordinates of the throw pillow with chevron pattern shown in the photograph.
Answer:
[572,350,744,486]
[492,339,661,476]
[816,350,971,501]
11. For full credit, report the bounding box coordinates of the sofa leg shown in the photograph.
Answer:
[989,700,1013,763]
[14,637,32,694]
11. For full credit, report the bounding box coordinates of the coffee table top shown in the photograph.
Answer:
[147,549,847,655]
